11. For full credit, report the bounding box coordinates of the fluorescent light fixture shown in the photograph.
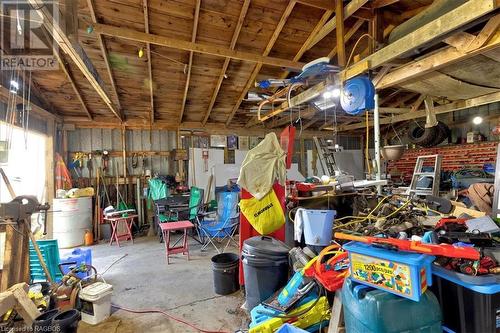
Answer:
[312,98,336,111]
[473,116,483,125]
[10,80,19,90]
[323,91,333,99]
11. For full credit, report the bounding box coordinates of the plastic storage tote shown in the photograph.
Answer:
[298,209,336,246]
[430,265,500,333]
[343,241,435,301]
[79,281,113,325]
[342,278,442,333]
[276,323,308,333]
[60,248,92,279]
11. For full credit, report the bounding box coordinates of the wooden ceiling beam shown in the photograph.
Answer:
[275,9,333,87]
[371,0,399,9]
[53,51,93,120]
[225,0,297,126]
[341,0,499,81]
[335,0,346,67]
[308,0,369,50]
[296,0,335,10]
[91,23,304,70]
[201,0,251,125]
[338,91,500,131]
[377,29,500,89]
[0,86,60,122]
[179,0,201,124]
[28,0,122,121]
[143,0,154,123]
[86,0,122,113]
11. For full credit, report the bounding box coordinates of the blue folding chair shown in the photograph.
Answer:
[198,191,239,253]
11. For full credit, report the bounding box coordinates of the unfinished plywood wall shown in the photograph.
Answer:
[67,128,176,177]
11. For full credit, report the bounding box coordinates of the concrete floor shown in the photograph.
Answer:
[76,235,246,333]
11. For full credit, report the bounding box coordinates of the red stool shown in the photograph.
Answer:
[105,215,137,247]
[159,221,194,264]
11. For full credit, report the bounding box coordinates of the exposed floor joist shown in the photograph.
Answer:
[179,0,201,124]
[91,23,304,70]
[201,0,251,125]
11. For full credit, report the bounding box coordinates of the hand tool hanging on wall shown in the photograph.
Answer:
[102,150,110,172]
[87,153,93,180]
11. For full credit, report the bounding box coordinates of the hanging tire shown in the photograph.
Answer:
[408,122,440,147]
[421,121,450,147]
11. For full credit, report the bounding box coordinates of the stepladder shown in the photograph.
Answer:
[408,154,442,197]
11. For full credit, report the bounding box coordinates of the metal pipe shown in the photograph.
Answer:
[374,94,381,194]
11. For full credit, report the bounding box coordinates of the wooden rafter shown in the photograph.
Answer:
[246,18,364,128]
[28,0,122,121]
[86,0,122,112]
[296,0,335,10]
[92,23,303,70]
[308,0,369,50]
[270,9,333,92]
[377,29,500,89]
[302,118,319,130]
[143,0,154,123]
[341,0,499,80]
[335,0,346,67]
[179,0,201,124]
[371,0,399,9]
[201,0,251,125]
[224,0,297,126]
[54,52,93,120]
[338,91,500,131]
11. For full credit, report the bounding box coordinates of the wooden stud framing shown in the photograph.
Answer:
[179,0,201,124]
[296,0,335,10]
[92,23,304,70]
[224,0,297,126]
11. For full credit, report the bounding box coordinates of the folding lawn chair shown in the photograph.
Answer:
[164,186,205,243]
[148,177,173,242]
[198,191,239,253]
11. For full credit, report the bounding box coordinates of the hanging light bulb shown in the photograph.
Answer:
[138,48,144,58]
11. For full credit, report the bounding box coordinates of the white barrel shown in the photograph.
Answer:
[52,197,92,248]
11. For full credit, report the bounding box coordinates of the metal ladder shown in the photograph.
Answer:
[408,154,442,197]
[313,137,341,176]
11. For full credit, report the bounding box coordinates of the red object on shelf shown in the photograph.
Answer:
[280,126,296,169]
[239,183,286,285]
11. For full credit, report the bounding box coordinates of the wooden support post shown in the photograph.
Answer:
[121,127,127,201]
[335,0,346,67]
[45,119,55,238]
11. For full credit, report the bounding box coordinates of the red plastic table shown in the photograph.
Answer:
[159,221,194,264]
[105,214,137,247]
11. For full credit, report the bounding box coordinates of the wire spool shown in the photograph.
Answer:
[340,76,375,115]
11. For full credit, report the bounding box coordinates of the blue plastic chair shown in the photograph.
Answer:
[199,191,239,253]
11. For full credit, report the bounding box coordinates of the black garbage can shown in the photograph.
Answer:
[242,236,290,311]
[212,253,240,295]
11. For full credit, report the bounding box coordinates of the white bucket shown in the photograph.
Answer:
[79,280,113,325]
[299,209,336,246]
